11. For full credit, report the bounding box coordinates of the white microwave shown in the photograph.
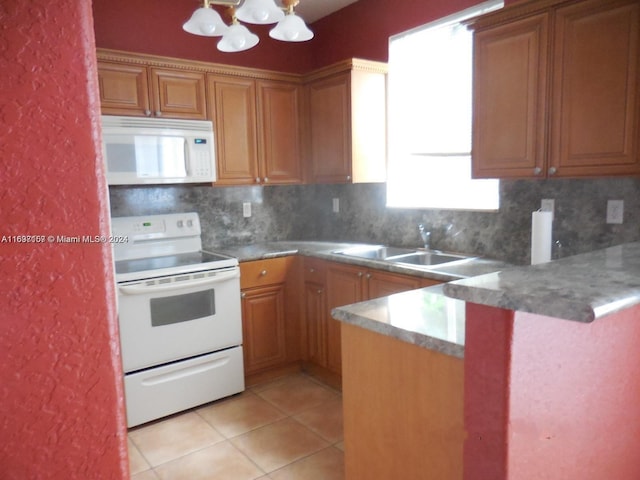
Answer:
[101,115,216,185]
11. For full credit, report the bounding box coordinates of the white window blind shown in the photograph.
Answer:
[386,0,502,211]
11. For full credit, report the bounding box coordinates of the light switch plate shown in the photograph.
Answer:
[606,200,624,224]
[243,202,251,218]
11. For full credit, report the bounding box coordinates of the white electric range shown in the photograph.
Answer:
[111,212,244,427]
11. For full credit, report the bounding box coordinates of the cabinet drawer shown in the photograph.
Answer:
[303,257,326,283]
[240,257,292,289]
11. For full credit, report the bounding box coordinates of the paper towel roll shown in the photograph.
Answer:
[531,211,553,265]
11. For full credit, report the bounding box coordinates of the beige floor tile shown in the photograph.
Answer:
[197,390,287,438]
[293,397,344,443]
[255,375,340,415]
[231,417,329,473]
[249,373,307,393]
[153,441,264,480]
[128,438,151,475]
[269,446,345,480]
[132,469,160,480]
[129,411,225,467]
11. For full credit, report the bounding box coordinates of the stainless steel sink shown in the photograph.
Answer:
[333,245,417,260]
[388,251,474,267]
[333,245,476,267]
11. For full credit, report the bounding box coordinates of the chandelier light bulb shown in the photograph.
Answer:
[269,12,313,42]
[217,23,259,52]
[183,7,228,37]
[236,0,285,25]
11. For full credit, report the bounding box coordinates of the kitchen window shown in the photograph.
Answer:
[386,0,503,211]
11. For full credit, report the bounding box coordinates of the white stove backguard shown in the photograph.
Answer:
[111,212,203,261]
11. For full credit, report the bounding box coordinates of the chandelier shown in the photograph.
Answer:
[183,0,313,53]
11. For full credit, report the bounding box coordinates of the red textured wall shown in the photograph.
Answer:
[92,0,517,72]
[0,1,129,479]
[507,307,640,479]
[465,303,640,480]
[463,304,513,480]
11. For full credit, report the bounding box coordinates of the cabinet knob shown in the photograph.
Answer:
[548,166,557,176]
[260,270,267,276]
[255,177,261,183]
[533,167,542,175]
[317,289,323,294]
[155,111,162,117]
[366,273,372,279]
[264,177,269,183]
[241,292,246,298]
[144,110,152,117]
[309,268,315,273]
[346,175,351,181]
[357,272,363,277]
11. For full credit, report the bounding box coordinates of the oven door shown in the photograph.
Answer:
[117,266,241,373]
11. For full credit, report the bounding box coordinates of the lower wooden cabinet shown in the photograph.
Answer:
[302,258,440,387]
[240,255,441,386]
[239,257,300,383]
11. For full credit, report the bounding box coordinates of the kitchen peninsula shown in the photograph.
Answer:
[333,242,640,480]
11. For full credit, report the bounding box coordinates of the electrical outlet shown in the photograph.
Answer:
[541,199,555,220]
[242,202,252,218]
[606,199,624,224]
[332,198,340,213]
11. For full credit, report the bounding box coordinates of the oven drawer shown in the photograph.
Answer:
[124,346,245,427]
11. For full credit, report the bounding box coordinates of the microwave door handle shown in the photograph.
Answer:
[183,138,190,176]
[118,269,239,295]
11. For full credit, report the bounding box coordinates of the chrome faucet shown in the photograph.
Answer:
[418,224,431,250]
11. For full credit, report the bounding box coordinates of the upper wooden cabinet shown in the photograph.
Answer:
[257,80,304,184]
[210,75,303,185]
[96,50,389,185]
[97,55,207,119]
[208,76,259,185]
[305,59,388,184]
[469,0,640,178]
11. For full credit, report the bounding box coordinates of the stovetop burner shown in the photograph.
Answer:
[111,213,238,283]
[115,251,236,280]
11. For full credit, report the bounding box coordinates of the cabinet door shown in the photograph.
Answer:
[367,270,424,300]
[304,281,327,367]
[550,0,640,176]
[472,14,549,178]
[241,285,287,375]
[209,76,260,185]
[308,74,352,183]
[97,61,151,116]
[257,80,304,184]
[325,263,365,374]
[149,68,207,119]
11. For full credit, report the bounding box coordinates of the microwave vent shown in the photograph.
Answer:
[101,115,213,132]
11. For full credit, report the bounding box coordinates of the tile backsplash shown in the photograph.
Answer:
[109,177,640,265]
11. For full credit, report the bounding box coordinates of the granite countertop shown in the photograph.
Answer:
[211,240,504,359]
[444,242,640,323]
[213,240,640,358]
[331,284,466,359]
[211,241,510,283]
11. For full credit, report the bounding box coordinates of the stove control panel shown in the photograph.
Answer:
[111,212,203,261]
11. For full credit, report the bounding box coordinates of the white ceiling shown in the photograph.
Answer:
[291,0,360,23]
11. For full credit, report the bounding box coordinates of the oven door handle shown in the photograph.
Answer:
[118,269,239,295]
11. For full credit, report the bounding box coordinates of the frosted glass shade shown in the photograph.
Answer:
[269,13,313,42]
[183,7,228,37]
[236,0,284,25]
[217,23,259,52]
